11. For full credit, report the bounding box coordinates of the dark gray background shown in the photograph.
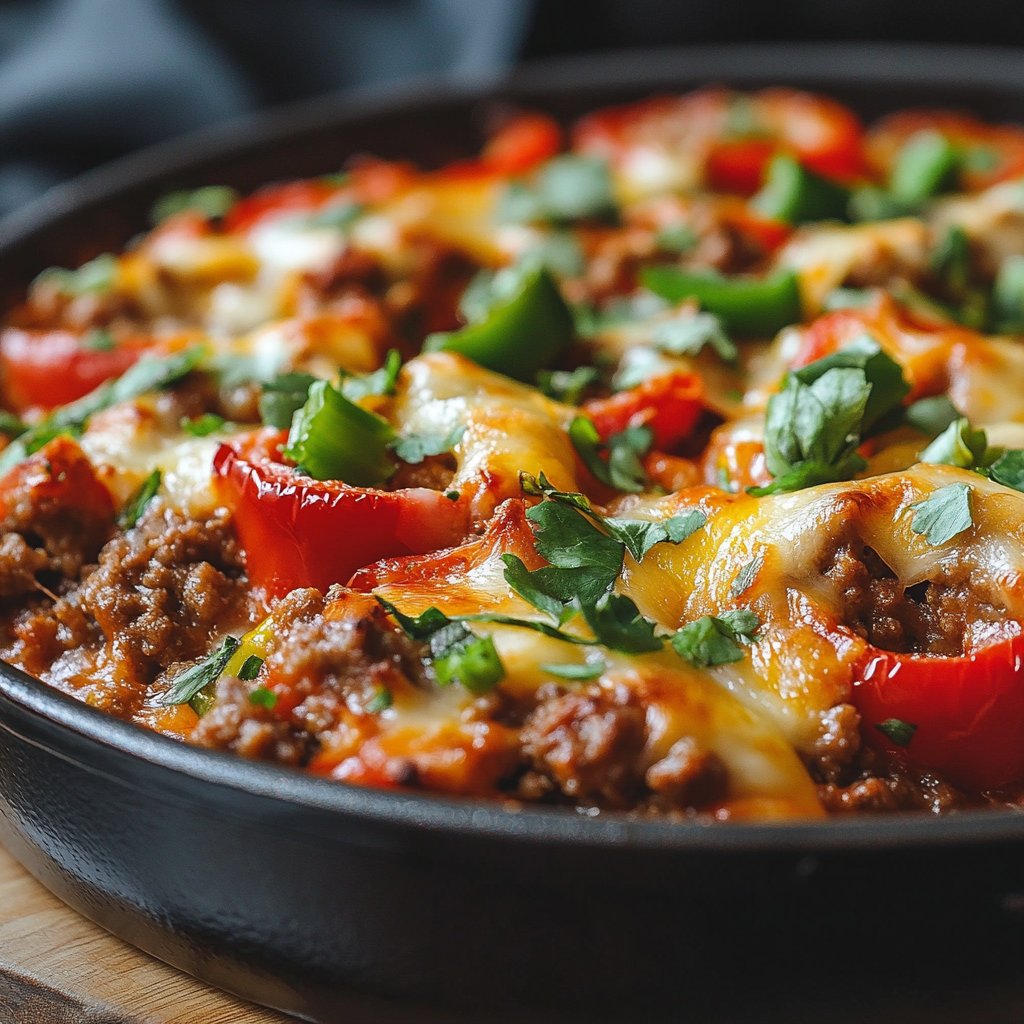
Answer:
[1,0,1023,215]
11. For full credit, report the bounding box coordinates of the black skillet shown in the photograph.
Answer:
[2,43,1024,1024]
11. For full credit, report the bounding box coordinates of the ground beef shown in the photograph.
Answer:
[191,588,428,763]
[818,750,966,814]
[79,504,248,684]
[0,533,49,597]
[518,681,728,811]
[823,543,1005,656]
[0,439,115,582]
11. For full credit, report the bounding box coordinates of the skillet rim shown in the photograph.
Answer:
[3,40,1024,855]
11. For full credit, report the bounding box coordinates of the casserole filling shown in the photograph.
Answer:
[4,92,1024,819]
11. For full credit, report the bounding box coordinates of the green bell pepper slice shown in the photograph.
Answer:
[425,266,574,381]
[639,266,803,336]
[752,154,851,225]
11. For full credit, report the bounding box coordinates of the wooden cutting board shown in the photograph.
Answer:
[0,841,295,1023]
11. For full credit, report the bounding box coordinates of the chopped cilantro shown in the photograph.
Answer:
[875,718,917,747]
[730,554,764,598]
[35,253,118,297]
[651,311,737,363]
[752,338,909,495]
[366,686,393,713]
[671,610,760,668]
[118,469,161,529]
[181,413,227,437]
[603,509,707,561]
[259,372,317,429]
[340,350,402,402]
[918,417,991,469]
[988,450,1024,492]
[0,411,26,438]
[499,154,618,225]
[248,686,277,710]
[537,365,600,405]
[908,483,973,545]
[655,223,698,254]
[905,395,960,437]
[159,635,241,708]
[580,592,663,653]
[430,622,505,695]
[389,424,465,465]
[444,489,460,501]
[82,328,116,352]
[151,185,238,225]
[569,416,651,493]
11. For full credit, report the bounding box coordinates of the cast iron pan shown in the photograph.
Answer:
[3,44,1024,1024]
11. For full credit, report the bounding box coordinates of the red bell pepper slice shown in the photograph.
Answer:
[581,370,704,451]
[0,328,143,412]
[213,433,471,600]
[851,632,1024,790]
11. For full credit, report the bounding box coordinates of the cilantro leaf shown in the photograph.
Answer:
[918,417,991,469]
[499,155,618,226]
[340,350,402,403]
[248,687,278,710]
[569,416,651,493]
[366,686,393,713]
[580,593,663,653]
[35,254,118,297]
[905,395,960,437]
[875,718,917,747]
[151,185,238,225]
[390,424,465,465]
[500,554,569,621]
[730,554,764,598]
[651,311,737,363]
[908,483,973,545]
[375,598,451,640]
[159,635,240,707]
[603,509,707,561]
[259,372,317,429]
[430,622,505,695]
[988,450,1024,492]
[671,610,760,668]
[181,413,227,437]
[537,365,600,404]
[118,469,161,530]
[82,328,116,352]
[790,335,909,434]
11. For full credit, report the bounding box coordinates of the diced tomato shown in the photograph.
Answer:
[482,113,562,175]
[868,111,1024,192]
[0,328,144,412]
[852,632,1024,790]
[707,138,778,195]
[222,179,344,234]
[582,370,704,451]
[213,432,472,600]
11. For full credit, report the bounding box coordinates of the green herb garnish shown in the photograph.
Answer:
[908,483,973,546]
[875,718,917,747]
[118,469,161,529]
[159,635,241,708]
[670,610,761,668]
[181,413,227,437]
[151,185,239,225]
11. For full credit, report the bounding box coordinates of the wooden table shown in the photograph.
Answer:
[0,842,294,1023]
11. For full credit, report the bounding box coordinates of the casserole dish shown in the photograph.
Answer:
[3,43,1024,1022]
